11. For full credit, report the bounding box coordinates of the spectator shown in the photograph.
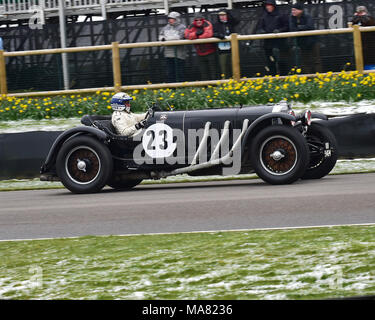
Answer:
[352,5,375,26]
[159,11,186,83]
[256,0,290,75]
[0,37,3,51]
[213,9,239,78]
[185,13,217,80]
[289,3,322,74]
[351,5,375,66]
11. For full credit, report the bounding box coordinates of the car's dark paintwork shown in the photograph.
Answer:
[42,105,298,176]
[40,103,337,193]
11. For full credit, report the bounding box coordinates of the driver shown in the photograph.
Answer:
[110,92,148,137]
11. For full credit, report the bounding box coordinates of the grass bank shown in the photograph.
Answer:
[1,70,375,121]
[0,224,374,300]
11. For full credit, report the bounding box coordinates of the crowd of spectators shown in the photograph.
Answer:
[158,2,375,82]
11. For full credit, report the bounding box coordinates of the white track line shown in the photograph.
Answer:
[1,222,375,242]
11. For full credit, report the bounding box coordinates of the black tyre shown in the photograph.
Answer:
[56,135,113,193]
[250,125,310,185]
[107,177,143,190]
[299,122,338,179]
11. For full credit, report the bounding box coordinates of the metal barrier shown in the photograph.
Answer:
[1,113,375,180]
[0,24,374,97]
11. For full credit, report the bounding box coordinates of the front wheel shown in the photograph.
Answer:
[56,135,113,193]
[250,125,310,185]
[298,122,338,179]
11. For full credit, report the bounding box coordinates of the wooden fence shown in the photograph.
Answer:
[0,24,374,98]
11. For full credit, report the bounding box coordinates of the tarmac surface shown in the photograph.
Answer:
[0,173,374,240]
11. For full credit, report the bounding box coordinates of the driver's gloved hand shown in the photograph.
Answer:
[135,119,147,130]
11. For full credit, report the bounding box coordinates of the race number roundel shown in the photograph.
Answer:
[142,123,177,158]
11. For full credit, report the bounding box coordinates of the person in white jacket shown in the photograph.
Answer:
[111,92,148,137]
[159,11,186,83]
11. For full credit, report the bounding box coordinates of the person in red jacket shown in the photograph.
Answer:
[185,13,217,80]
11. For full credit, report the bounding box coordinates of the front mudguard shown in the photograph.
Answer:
[240,111,329,163]
[241,112,296,155]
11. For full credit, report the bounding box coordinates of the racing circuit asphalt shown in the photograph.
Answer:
[0,173,374,241]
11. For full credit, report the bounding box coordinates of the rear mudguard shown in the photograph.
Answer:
[40,126,108,174]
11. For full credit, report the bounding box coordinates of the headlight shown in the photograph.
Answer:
[288,109,296,126]
[304,110,312,126]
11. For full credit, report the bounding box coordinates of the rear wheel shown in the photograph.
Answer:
[56,135,113,193]
[250,125,310,184]
[107,177,143,190]
[299,123,338,179]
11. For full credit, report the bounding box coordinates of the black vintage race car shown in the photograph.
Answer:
[40,101,338,193]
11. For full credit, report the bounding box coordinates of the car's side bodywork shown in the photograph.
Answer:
[40,102,338,193]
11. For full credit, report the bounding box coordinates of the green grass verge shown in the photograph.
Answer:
[1,225,374,300]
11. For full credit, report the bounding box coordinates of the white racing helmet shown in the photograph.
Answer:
[110,92,133,112]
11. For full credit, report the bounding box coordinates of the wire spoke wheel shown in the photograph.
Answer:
[251,125,309,185]
[306,136,326,169]
[56,136,113,193]
[65,146,101,185]
[260,136,297,175]
[298,123,338,179]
